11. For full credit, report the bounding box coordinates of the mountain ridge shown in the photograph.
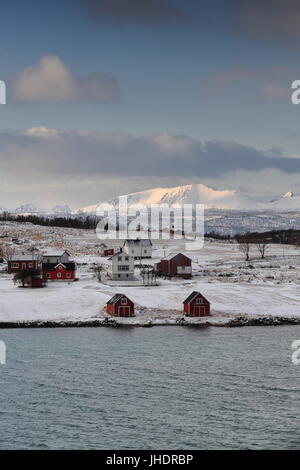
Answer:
[2,184,300,216]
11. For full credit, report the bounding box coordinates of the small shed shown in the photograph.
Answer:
[103,248,114,257]
[156,253,192,279]
[106,293,134,317]
[30,277,45,288]
[183,291,210,317]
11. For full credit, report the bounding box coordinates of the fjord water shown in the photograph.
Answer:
[0,326,299,450]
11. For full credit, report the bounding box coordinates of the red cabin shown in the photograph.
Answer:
[106,293,134,317]
[183,291,210,317]
[156,253,192,279]
[8,255,39,274]
[42,262,76,281]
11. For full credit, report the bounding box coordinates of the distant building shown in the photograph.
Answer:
[106,293,134,317]
[42,262,76,281]
[42,251,70,264]
[7,254,39,274]
[107,250,134,281]
[155,253,192,279]
[183,291,210,317]
[103,248,115,257]
[122,239,152,259]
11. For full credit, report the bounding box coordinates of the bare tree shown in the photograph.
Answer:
[236,234,252,261]
[13,268,41,287]
[2,245,16,261]
[256,237,270,259]
[294,232,300,249]
[94,264,103,282]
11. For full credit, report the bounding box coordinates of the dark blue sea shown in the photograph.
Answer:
[0,326,299,449]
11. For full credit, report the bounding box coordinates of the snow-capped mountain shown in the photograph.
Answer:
[14,203,43,215]
[270,191,300,209]
[3,203,72,217]
[3,185,300,219]
[75,183,264,214]
[51,205,72,216]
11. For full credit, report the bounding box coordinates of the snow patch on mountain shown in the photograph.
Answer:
[76,183,264,214]
[270,191,300,209]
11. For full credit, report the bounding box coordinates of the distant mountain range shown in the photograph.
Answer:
[0,204,72,217]
[75,184,300,214]
[2,184,300,217]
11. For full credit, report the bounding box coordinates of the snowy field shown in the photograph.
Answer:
[0,221,300,324]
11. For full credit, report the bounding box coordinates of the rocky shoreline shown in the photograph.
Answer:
[0,315,299,329]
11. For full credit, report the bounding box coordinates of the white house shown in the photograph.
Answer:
[42,250,70,265]
[122,239,153,259]
[107,250,135,281]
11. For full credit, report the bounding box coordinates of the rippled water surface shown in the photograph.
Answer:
[0,326,299,449]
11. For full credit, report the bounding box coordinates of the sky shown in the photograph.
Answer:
[1,0,300,209]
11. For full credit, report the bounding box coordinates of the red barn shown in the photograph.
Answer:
[42,262,76,281]
[183,291,210,317]
[8,255,39,274]
[103,248,114,257]
[156,253,192,279]
[106,293,134,317]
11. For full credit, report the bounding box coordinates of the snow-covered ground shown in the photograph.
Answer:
[0,221,300,324]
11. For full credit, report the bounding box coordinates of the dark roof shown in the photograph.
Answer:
[183,291,210,304]
[42,262,76,271]
[163,252,191,261]
[107,293,132,305]
[183,291,201,304]
[108,251,123,260]
[123,239,153,247]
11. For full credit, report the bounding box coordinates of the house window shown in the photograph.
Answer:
[47,273,51,278]
[66,273,71,278]
[125,256,129,261]
[28,263,33,268]
[57,273,62,278]
[11,263,19,268]
[118,265,129,271]
[144,249,147,253]
[196,298,203,304]
[131,250,134,254]
[118,256,122,261]
[121,298,127,305]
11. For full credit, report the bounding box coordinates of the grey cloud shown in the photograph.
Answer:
[11,55,119,103]
[208,65,297,101]
[229,0,300,40]
[82,0,189,24]
[1,128,300,178]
